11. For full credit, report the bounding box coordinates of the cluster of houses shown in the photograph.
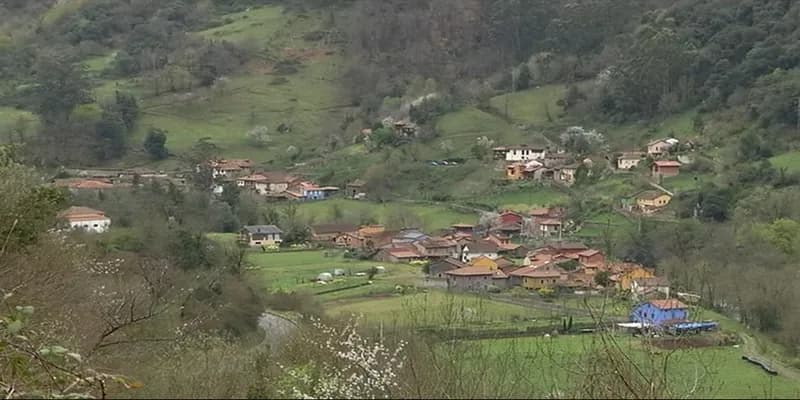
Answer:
[439,240,668,296]
[209,159,342,201]
[302,208,668,298]
[495,145,582,186]
[614,137,683,178]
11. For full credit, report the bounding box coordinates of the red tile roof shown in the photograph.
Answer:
[385,248,422,259]
[648,299,687,310]
[529,208,551,217]
[58,206,107,221]
[538,218,562,226]
[237,174,269,182]
[54,178,115,189]
[578,249,601,257]
[510,265,562,278]
[211,159,252,170]
[445,267,496,276]
[654,160,681,167]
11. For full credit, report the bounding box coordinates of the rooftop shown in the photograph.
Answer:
[648,299,687,310]
[619,151,646,159]
[466,240,501,253]
[384,248,421,259]
[445,266,495,276]
[636,190,670,201]
[578,249,601,257]
[653,160,682,167]
[418,237,458,248]
[546,241,588,251]
[510,265,562,278]
[311,223,358,234]
[242,225,283,234]
[54,178,115,189]
[58,206,107,220]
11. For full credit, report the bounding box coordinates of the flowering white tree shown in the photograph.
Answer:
[247,126,272,147]
[277,319,406,399]
[559,126,607,154]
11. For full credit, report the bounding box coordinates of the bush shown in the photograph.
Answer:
[143,128,168,160]
[265,290,323,317]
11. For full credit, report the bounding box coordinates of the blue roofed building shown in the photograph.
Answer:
[630,299,688,327]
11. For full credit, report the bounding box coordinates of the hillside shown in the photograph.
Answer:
[3,1,800,397]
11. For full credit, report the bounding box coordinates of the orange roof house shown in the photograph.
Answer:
[652,160,681,177]
[58,206,111,233]
[54,178,116,190]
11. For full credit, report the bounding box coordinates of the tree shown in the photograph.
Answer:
[516,63,531,91]
[144,128,168,160]
[114,91,139,130]
[94,110,127,161]
[28,52,92,125]
[470,136,495,160]
[246,126,271,147]
[439,139,454,156]
[0,149,66,253]
[594,271,611,287]
[280,203,309,245]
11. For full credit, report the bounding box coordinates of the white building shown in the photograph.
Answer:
[239,225,283,247]
[494,145,547,162]
[617,152,646,170]
[647,138,679,157]
[58,206,111,233]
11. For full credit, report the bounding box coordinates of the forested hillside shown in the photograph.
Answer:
[4,0,800,398]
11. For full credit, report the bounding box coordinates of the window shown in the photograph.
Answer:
[541,279,544,284]
[93,224,98,227]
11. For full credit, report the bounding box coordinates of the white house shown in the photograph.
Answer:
[239,225,283,247]
[494,145,546,162]
[208,159,252,179]
[617,152,646,170]
[460,240,500,263]
[236,174,270,195]
[536,218,563,238]
[647,138,679,157]
[58,206,111,233]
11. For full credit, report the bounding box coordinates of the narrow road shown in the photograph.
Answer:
[740,333,800,381]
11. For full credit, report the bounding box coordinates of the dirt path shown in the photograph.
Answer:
[740,333,800,380]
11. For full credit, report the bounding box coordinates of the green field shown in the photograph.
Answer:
[42,0,89,26]
[770,151,800,173]
[473,185,569,211]
[292,199,478,232]
[75,4,351,167]
[604,109,698,150]
[327,290,562,327]
[476,334,800,399]
[197,7,288,43]
[246,249,423,300]
[0,107,37,142]
[434,107,532,156]
[661,173,709,193]
[488,84,566,125]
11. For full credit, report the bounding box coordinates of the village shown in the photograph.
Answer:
[51,132,713,337]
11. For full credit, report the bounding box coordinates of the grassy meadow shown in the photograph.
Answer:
[475,334,800,399]
[472,185,569,211]
[326,290,555,327]
[291,199,478,232]
[488,84,566,126]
